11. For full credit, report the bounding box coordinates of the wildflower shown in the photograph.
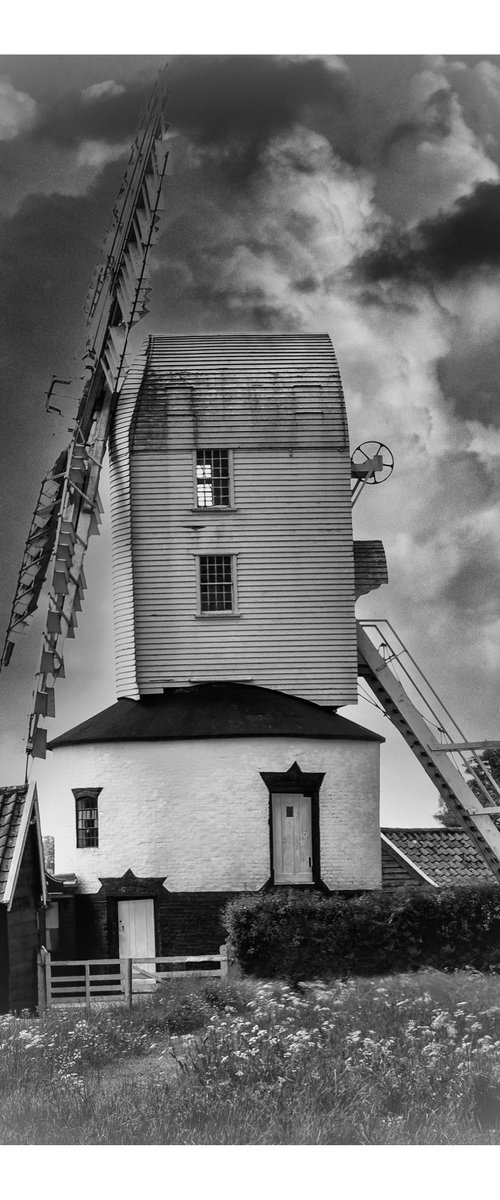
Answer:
[422,1045,441,1058]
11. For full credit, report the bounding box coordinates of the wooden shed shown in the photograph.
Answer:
[0,783,47,1012]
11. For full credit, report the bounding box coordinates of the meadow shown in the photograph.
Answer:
[2,970,500,1144]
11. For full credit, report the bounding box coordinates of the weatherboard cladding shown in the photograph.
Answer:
[47,682,384,747]
[110,333,358,706]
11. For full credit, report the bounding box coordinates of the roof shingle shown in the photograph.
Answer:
[382,827,498,887]
[0,786,28,903]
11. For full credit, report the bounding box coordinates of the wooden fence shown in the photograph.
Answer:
[37,945,229,1011]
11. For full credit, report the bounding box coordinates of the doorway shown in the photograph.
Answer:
[118,898,156,992]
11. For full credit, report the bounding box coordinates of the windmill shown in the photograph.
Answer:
[2,62,500,907]
[1,66,170,761]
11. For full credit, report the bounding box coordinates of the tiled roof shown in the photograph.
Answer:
[382,827,498,887]
[0,786,28,903]
[48,682,384,748]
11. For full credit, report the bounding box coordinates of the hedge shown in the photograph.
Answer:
[222,886,500,981]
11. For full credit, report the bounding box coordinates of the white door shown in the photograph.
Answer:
[272,793,313,884]
[118,899,156,992]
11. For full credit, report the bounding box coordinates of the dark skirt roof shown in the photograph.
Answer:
[48,682,384,748]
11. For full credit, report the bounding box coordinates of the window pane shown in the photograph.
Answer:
[76,795,99,848]
[199,555,234,611]
[196,450,230,507]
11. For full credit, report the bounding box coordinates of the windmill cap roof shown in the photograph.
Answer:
[48,682,384,747]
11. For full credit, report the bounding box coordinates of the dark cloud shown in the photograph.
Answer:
[169,55,351,148]
[32,78,151,147]
[437,341,500,425]
[355,180,500,284]
[383,87,455,158]
[292,276,320,294]
[440,551,500,622]
[27,56,354,182]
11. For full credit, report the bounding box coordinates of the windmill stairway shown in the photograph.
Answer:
[357,620,500,882]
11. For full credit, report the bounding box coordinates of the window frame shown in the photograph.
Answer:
[192,449,235,511]
[194,552,239,617]
[73,788,101,849]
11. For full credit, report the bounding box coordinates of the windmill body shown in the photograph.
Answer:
[44,332,386,959]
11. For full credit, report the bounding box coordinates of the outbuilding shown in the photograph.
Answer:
[0,783,47,1012]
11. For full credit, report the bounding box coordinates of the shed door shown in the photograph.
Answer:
[272,793,313,884]
[118,899,156,992]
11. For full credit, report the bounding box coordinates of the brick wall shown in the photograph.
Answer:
[43,735,381,895]
[69,887,241,957]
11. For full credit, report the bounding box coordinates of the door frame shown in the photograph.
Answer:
[260,762,324,888]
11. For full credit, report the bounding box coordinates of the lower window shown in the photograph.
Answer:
[197,554,237,614]
[73,788,101,848]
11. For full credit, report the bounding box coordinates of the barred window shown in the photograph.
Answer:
[196,450,231,508]
[199,555,234,613]
[73,789,101,848]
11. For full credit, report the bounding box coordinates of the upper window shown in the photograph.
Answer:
[196,450,231,508]
[73,788,101,848]
[198,554,235,613]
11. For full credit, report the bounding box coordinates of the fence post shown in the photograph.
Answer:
[219,943,229,980]
[37,951,46,1014]
[85,962,91,1012]
[126,958,133,1008]
[44,947,52,1009]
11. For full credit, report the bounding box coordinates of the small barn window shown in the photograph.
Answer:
[73,789,101,848]
[196,450,231,508]
[198,554,237,613]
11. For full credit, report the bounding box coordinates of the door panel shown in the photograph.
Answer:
[272,793,313,884]
[118,899,156,992]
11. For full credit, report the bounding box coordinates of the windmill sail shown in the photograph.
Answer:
[2,66,170,759]
[1,450,68,666]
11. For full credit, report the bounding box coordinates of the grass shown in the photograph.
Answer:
[2,970,500,1144]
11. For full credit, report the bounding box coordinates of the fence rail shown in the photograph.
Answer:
[37,945,229,1011]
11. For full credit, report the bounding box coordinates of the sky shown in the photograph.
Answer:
[1,48,500,830]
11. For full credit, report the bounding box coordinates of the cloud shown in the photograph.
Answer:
[82,80,125,103]
[33,77,150,147]
[445,58,500,167]
[372,63,499,225]
[169,55,352,151]
[355,180,500,285]
[76,138,131,168]
[0,77,36,140]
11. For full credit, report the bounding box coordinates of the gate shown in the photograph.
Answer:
[37,944,229,1011]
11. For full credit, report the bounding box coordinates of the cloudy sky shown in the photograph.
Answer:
[1,50,500,828]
